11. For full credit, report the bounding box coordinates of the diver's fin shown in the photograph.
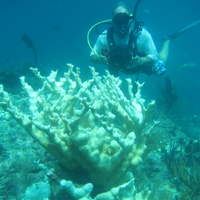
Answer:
[162,20,200,42]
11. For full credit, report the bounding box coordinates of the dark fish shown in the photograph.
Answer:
[1,58,9,63]
[53,25,60,31]
[21,34,37,65]
[161,76,177,112]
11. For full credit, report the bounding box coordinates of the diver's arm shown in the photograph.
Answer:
[136,29,158,66]
[90,32,109,65]
[130,55,154,67]
[140,55,155,65]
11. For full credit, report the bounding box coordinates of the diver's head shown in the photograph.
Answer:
[112,2,133,37]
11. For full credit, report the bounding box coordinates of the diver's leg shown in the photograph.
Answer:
[148,20,200,76]
[158,20,200,64]
[142,40,169,76]
[148,40,170,76]
[158,40,171,64]
[146,40,170,76]
[164,20,200,41]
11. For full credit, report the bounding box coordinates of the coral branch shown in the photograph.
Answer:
[0,64,156,189]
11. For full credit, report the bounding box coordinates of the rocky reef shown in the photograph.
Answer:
[0,64,158,199]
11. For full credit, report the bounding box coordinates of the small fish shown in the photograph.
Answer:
[1,58,9,63]
[140,9,150,14]
[177,63,196,69]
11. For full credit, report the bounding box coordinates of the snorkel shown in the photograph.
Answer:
[133,0,141,22]
[87,0,142,56]
[132,0,142,32]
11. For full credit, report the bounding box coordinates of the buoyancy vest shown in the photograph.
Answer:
[104,24,144,74]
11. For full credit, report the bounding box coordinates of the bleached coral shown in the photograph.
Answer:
[37,163,150,200]
[0,64,156,189]
[60,175,150,200]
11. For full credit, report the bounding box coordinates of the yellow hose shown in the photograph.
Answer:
[87,19,112,57]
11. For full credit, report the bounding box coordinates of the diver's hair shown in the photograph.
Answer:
[112,2,131,16]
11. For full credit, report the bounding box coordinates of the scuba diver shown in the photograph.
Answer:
[89,1,200,77]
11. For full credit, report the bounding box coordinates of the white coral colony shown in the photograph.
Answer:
[0,64,158,199]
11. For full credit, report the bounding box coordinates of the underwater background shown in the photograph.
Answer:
[0,0,200,199]
[0,0,200,114]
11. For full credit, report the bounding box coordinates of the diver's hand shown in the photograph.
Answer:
[90,54,108,65]
[130,55,143,67]
[98,55,108,65]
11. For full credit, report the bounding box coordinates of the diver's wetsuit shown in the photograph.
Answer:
[106,26,155,76]
[90,26,159,77]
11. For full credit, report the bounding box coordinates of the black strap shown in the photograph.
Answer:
[107,26,116,47]
[106,25,147,75]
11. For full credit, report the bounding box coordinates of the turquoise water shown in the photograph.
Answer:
[0,0,200,199]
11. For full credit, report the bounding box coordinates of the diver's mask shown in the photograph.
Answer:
[112,13,133,34]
